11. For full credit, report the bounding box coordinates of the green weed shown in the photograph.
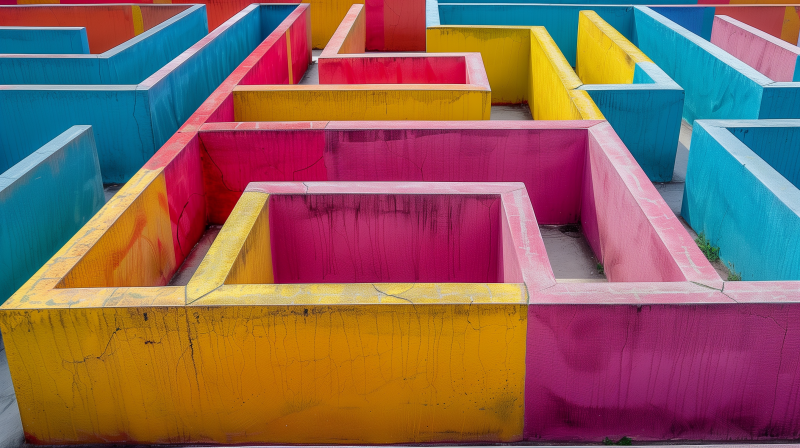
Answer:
[695,233,720,262]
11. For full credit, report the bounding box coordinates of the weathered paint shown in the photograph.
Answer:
[0,125,104,303]
[0,299,527,444]
[0,26,89,53]
[530,27,603,120]
[634,6,800,122]
[682,119,800,280]
[0,3,306,183]
[319,4,474,85]
[576,10,651,85]
[427,16,682,181]
[232,85,491,121]
[57,170,176,288]
[525,298,800,441]
[0,4,204,84]
[198,122,591,225]
[711,15,800,82]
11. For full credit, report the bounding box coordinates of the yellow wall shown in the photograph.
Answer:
[187,191,273,301]
[576,10,651,85]
[56,170,176,288]
[530,28,604,120]
[427,25,603,120]
[0,294,527,443]
[233,85,492,121]
[427,26,532,104]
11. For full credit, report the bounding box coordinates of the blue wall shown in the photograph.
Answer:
[649,6,714,40]
[0,125,104,303]
[581,62,684,181]
[0,4,301,183]
[634,7,768,123]
[0,26,89,54]
[0,5,207,85]
[682,120,800,280]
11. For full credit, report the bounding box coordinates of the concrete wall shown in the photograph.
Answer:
[0,125,104,303]
[711,15,800,82]
[0,4,301,183]
[634,7,800,121]
[0,26,88,54]
[428,11,683,181]
[0,5,203,84]
[682,120,800,280]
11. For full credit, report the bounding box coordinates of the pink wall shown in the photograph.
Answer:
[269,193,502,283]
[580,123,718,284]
[525,301,800,441]
[365,0,425,51]
[711,15,800,82]
[197,122,592,225]
[318,55,468,84]
[199,124,328,223]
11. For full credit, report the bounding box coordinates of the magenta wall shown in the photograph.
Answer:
[524,302,800,441]
[198,123,591,225]
[268,193,502,283]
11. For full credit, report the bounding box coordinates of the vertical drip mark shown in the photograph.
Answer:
[287,28,294,85]
[132,5,144,36]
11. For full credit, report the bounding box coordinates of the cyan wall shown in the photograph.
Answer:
[0,125,104,303]
[0,5,207,85]
[682,120,800,280]
[581,62,684,181]
[0,26,89,54]
[0,5,299,183]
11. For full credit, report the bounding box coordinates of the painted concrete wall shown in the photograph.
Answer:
[0,4,301,183]
[428,12,682,181]
[683,120,800,280]
[0,5,205,85]
[0,125,104,303]
[269,193,503,283]
[318,4,470,85]
[634,6,789,122]
[711,15,800,82]
[0,0,426,51]
[0,26,88,54]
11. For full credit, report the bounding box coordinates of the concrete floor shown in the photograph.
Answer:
[490,104,532,120]
[0,336,23,448]
[169,225,222,286]
[540,225,606,281]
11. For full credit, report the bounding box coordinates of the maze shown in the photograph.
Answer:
[1,0,800,446]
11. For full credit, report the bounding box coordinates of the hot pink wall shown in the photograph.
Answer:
[318,55,468,84]
[525,301,800,441]
[711,15,799,82]
[324,122,591,225]
[199,124,328,223]
[197,123,590,225]
[268,193,502,283]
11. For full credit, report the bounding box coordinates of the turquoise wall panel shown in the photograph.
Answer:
[0,125,104,303]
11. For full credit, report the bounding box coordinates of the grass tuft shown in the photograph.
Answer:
[695,233,720,263]
[727,262,741,281]
[603,437,633,446]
